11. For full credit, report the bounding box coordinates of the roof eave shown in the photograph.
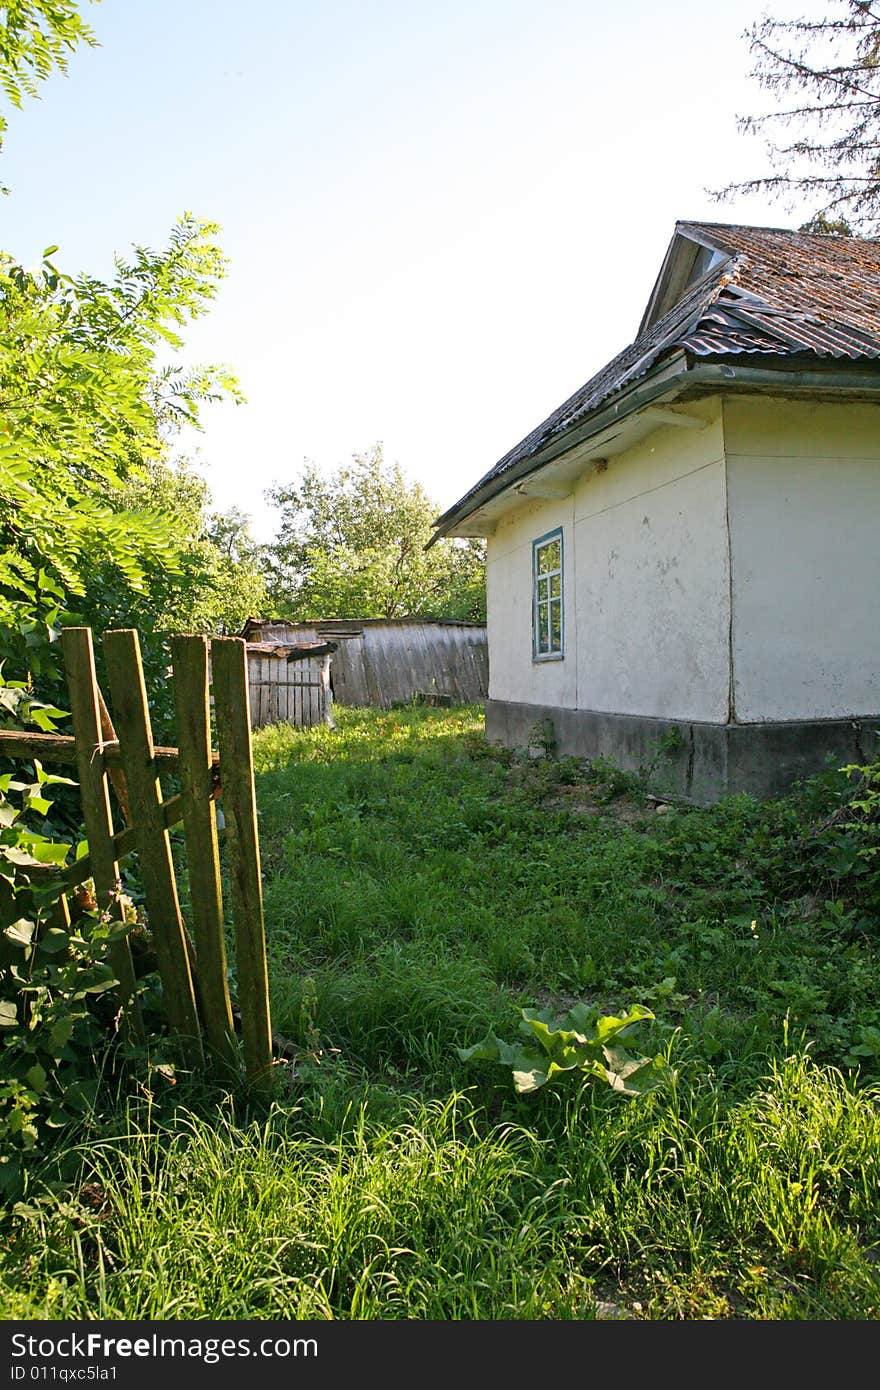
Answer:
[433,350,691,540]
[434,354,880,540]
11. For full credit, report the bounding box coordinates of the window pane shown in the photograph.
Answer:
[550,599,562,651]
[538,575,549,602]
[550,574,561,599]
[537,537,561,574]
[537,605,550,653]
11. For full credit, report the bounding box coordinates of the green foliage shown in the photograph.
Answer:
[718,2,880,232]
[249,709,880,1099]
[2,709,880,1318]
[0,222,242,691]
[459,1001,669,1095]
[842,746,880,866]
[0,683,131,1197]
[0,1,96,168]
[0,892,132,1200]
[586,728,685,803]
[264,443,486,621]
[78,457,266,734]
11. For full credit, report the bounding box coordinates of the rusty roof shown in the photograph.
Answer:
[436,221,880,531]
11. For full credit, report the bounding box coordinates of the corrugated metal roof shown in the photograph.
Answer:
[437,221,880,529]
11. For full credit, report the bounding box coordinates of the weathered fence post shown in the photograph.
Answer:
[171,635,237,1069]
[4,626,275,1089]
[211,637,274,1091]
[103,629,204,1070]
[61,628,145,1043]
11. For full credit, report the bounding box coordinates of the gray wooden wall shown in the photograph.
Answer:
[246,647,332,727]
[243,620,488,710]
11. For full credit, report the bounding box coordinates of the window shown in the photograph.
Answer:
[532,529,563,659]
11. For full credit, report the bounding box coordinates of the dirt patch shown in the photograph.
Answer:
[544,782,661,826]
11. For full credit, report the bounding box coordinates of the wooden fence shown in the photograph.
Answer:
[0,628,274,1091]
[242,617,489,709]
[246,642,334,729]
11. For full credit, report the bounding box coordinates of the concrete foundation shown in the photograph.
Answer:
[486,699,880,803]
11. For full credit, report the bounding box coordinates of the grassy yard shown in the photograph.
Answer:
[2,704,880,1319]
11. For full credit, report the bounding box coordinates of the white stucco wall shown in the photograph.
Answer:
[573,398,730,722]
[487,495,577,709]
[725,396,880,722]
[486,397,731,721]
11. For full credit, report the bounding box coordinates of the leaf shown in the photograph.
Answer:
[594,1005,655,1046]
[12,1202,41,1220]
[512,1065,549,1093]
[19,838,70,866]
[48,1016,75,1053]
[459,1002,663,1100]
[520,1010,584,1053]
[29,708,61,733]
[0,1000,19,1028]
[83,975,117,996]
[25,1063,47,1094]
[2,846,48,869]
[38,927,70,955]
[5,919,35,947]
[457,1034,502,1064]
[34,764,75,787]
[564,1001,601,1034]
[602,1046,669,1096]
[458,1034,549,1090]
[66,1079,99,1113]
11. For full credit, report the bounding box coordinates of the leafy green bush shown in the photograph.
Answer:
[459,1001,671,1096]
[0,679,134,1197]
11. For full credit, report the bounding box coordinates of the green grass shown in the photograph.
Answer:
[2,704,879,1319]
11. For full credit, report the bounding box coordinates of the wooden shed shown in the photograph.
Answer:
[241,618,489,710]
[245,641,335,728]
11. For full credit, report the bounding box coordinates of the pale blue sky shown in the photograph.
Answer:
[2,0,822,537]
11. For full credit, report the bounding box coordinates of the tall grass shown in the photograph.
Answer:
[2,705,879,1319]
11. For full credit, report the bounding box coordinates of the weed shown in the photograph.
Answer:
[4,704,880,1319]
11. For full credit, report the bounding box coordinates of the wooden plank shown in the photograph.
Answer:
[0,729,212,771]
[211,637,274,1091]
[321,655,332,726]
[247,654,260,726]
[97,687,132,824]
[171,636,237,1069]
[103,629,203,1069]
[60,628,144,1043]
[46,891,71,932]
[0,730,79,764]
[25,791,187,891]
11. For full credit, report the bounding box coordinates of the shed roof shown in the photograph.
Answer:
[241,616,486,639]
[435,221,880,538]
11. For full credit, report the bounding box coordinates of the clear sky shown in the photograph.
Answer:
[2,0,822,538]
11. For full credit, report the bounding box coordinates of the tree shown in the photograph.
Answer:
[716,2,880,231]
[264,445,486,622]
[91,458,267,647]
[0,221,241,690]
[0,1,97,169]
[72,458,267,731]
[0,0,261,716]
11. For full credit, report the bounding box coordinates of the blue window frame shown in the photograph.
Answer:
[532,528,563,660]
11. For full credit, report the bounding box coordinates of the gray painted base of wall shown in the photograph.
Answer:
[486,699,880,803]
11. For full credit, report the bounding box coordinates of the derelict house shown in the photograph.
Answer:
[432,221,880,802]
